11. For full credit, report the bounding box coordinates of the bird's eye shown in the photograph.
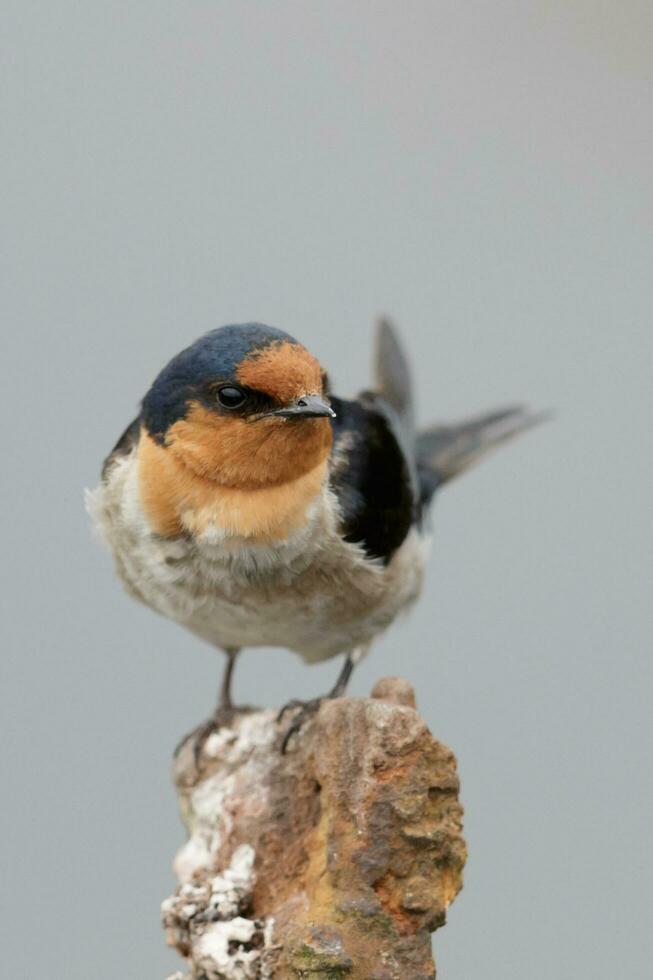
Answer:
[216,385,247,409]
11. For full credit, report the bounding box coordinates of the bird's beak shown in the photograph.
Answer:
[259,394,336,420]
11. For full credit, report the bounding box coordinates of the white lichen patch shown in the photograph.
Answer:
[174,771,237,882]
[203,726,240,758]
[195,917,259,979]
[208,843,256,918]
[204,711,277,763]
[163,843,274,979]
[165,712,281,978]
[173,833,214,884]
[174,712,277,883]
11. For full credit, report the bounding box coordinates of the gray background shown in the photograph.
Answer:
[2,3,652,977]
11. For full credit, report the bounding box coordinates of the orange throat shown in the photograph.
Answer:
[137,406,333,542]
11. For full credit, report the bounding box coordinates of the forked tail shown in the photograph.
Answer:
[417,405,551,502]
[372,317,550,505]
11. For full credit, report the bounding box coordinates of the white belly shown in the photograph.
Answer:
[87,453,429,663]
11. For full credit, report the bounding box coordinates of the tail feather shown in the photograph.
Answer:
[371,316,549,505]
[417,405,551,491]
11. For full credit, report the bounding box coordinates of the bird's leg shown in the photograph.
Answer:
[278,652,358,721]
[218,647,237,713]
[278,648,364,753]
[174,648,241,764]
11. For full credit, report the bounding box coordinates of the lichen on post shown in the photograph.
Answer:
[163,678,466,979]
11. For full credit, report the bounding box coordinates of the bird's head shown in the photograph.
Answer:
[141,323,335,489]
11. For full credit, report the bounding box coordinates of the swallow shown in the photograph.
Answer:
[88,320,546,753]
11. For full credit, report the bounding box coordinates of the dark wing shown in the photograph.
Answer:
[101,415,142,478]
[374,317,415,448]
[328,394,417,565]
[332,317,548,541]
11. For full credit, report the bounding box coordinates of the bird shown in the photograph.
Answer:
[88,319,546,754]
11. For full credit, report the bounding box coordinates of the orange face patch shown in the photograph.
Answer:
[236,341,324,404]
[138,429,330,541]
[138,396,333,539]
[137,337,333,540]
[164,402,333,489]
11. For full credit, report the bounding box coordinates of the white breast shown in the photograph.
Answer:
[87,450,429,663]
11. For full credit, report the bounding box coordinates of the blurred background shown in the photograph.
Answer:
[2,3,652,977]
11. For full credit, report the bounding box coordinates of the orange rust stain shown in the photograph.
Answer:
[374,752,420,784]
[251,784,332,922]
[440,865,465,908]
[372,873,419,936]
[237,340,324,403]
[137,425,330,541]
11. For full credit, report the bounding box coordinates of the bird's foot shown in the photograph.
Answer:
[174,704,241,769]
[277,697,324,754]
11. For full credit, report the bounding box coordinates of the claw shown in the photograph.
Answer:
[276,698,306,723]
[173,705,238,770]
[279,697,322,754]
